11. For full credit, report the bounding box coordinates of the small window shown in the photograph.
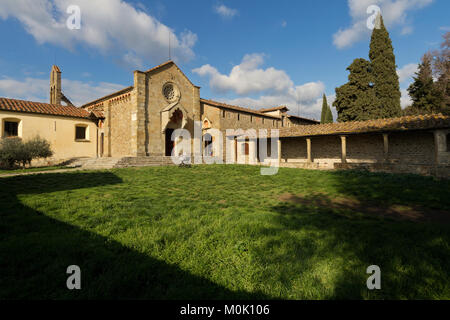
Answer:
[237,114,240,121]
[222,110,226,118]
[4,121,19,137]
[250,116,253,122]
[75,125,87,140]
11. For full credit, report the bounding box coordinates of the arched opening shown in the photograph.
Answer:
[164,108,185,156]
[165,128,175,156]
[243,139,249,156]
[203,133,213,157]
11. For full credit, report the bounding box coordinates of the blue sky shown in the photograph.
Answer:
[0,0,448,120]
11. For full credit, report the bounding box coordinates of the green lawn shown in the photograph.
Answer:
[0,165,449,299]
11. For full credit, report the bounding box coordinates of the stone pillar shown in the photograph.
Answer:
[277,138,282,164]
[306,138,312,163]
[192,86,202,161]
[226,136,236,164]
[383,133,389,162]
[106,102,112,157]
[340,136,347,164]
[434,130,449,165]
[237,139,245,164]
[249,138,257,165]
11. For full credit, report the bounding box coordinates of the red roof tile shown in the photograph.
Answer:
[0,97,92,119]
[278,114,450,138]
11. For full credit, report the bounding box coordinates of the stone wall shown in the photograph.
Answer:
[389,131,435,164]
[281,130,449,177]
[145,63,198,156]
[109,95,133,157]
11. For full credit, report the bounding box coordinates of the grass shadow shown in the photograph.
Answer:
[0,171,267,299]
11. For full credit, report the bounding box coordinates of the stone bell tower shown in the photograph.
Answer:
[50,65,61,105]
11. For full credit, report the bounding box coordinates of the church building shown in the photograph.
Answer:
[0,60,449,177]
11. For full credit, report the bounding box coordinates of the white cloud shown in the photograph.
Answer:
[397,62,420,109]
[401,88,412,108]
[214,4,238,18]
[193,54,294,95]
[334,0,434,49]
[281,21,287,28]
[440,26,450,31]
[0,76,124,106]
[397,63,418,83]
[0,0,197,66]
[193,54,326,120]
[0,77,48,103]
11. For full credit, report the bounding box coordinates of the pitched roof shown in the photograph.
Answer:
[287,115,320,124]
[278,114,450,138]
[259,106,289,113]
[82,86,133,108]
[144,60,200,88]
[90,110,105,118]
[200,98,281,119]
[0,97,92,119]
[144,60,175,73]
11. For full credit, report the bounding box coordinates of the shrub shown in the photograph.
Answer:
[0,136,53,169]
[25,136,53,160]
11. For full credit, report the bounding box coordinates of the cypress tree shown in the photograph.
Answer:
[321,94,333,123]
[320,94,327,123]
[326,104,333,123]
[407,53,442,115]
[333,58,376,122]
[369,14,402,118]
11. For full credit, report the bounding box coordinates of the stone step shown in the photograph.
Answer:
[114,156,177,168]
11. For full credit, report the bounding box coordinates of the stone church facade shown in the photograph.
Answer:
[0,60,449,177]
[82,61,317,160]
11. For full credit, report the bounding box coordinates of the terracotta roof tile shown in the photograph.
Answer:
[278,114,450,138]
[287,115,320,123]
[0,97,92,119]
[90,110,105,118]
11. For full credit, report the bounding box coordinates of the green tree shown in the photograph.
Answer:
[333,58,377,122]
[325,104,333,123]
[369,14,402,118]
[321,94,333,123]
[407,53,442,115]
[432,32,450,115]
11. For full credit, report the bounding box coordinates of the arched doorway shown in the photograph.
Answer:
[164,108,185,156]
[203,133,213,157]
